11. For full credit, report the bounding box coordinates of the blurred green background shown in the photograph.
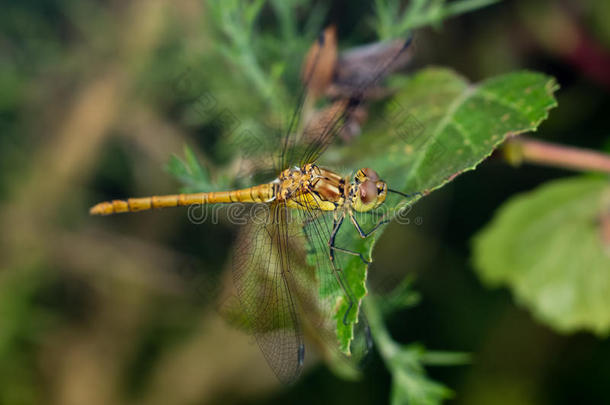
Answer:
[1,0,610,404]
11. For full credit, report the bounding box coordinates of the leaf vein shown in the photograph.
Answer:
[476,87,532,119]
[450,118,477,151]
[404,84,475,188]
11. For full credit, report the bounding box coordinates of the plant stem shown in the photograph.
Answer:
[363,296,399,362]
[504,137,610,174]
[442,0,501,20]
[401,0,501,32]
[420,350,471,366]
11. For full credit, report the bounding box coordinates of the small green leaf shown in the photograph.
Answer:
[164,145,212,193]
[365,298,456,405]
[390,351,453,405]
[377,275,421,316]
[183,145,206,179]
[473,176,610,335]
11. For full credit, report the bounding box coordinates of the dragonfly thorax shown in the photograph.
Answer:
[277,164,387,213]
[278,164,345,211]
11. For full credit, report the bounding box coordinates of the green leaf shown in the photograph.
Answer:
[301,213,369,355]
[377,275,421,317]
[390,349,454,405]
[365,298,456,405]
[473,176,610,335]
[244,0,266,26]
[335,68,558,201]
[322,68,557,353]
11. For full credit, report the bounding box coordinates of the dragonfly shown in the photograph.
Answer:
[90,28,418,383]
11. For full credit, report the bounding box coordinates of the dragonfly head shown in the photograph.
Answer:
[351,168,387,212]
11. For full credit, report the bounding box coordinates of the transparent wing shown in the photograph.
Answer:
[231,203,305,384]
[291,193,371,364]
[298,37,414,167]
[278,29,414,169]
[332,37,414,97]
[287,39,413,172]
[278,26,337,171]
[232,200,370,381]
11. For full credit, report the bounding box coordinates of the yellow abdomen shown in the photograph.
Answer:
[89,184,274,215]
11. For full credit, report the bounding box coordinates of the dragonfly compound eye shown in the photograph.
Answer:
[359,180,378,204]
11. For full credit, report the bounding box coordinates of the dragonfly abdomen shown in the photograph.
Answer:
[89,184,275,215]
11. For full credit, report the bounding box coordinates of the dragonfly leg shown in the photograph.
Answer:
[327,213,357,325]
[349,211,389,238]
[329,214,371,265]
[328,213,344,264]
[330,246,371,265]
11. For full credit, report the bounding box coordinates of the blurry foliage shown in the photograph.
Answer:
[165,145,214,193]
[373,0,501,39]
[0,268,49,405]
[366,281,470,405]
[473,176,610,335]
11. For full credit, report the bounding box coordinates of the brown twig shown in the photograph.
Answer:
[503,137,610,174]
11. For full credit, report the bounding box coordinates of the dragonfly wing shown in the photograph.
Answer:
[296,37,415,167]
[333,38,414,95]
[277,26,338,171]
[231,203,305,384]
[278,29,416,171]
[291,193,371,363]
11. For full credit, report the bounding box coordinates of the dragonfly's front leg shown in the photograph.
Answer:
[328,211,378,326]
[329,212,371,265]
[349,210,389,239]
[327,212,357,325]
